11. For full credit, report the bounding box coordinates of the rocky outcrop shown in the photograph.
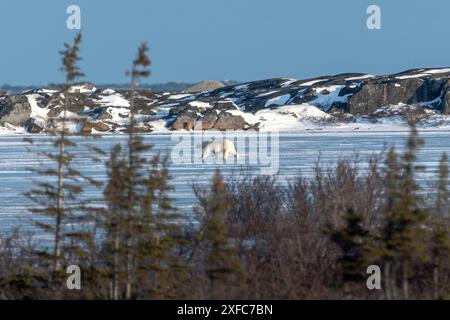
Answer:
[24,118,43,133]
[347,78,423,115]
[184,80,225,93]
[214,112,246,130]
[346,76,450,115]
[3,68,450,134]
[82,121,111,133]
[171,114,196,130]
[0,95,32,126]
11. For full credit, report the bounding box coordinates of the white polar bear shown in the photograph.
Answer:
[201,139,239,161]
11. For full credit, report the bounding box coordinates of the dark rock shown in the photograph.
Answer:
[244,122,260,131]
[328,110,356,123]
[347,78,423,115]
[197,109,218,129]
[169,104,202,116]
[213,111,246,130]
[133,97,151,109]
[171,114,197,130]
[47,106,86,118]
[47,107,63,118]
[212,100,239,111]
[81,121,111,133]
[410,78,446,107]
[24,118,43,133]
[136,107,156,116]
[91,121,111,132]
[440,84,450,114]
[120,125,154,133]
[87,107,111,120]
[0,95,32,126]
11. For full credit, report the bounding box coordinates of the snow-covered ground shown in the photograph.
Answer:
[0,132,448,232]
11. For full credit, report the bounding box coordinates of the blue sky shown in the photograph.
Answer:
[0,0,449,85]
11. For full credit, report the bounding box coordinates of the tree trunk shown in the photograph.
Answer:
[343,282,352,300]
[54,108,66,272]
[125,76,137,300]
[384,262,392,300]
[113,225,120,300]
[433,265,439,299]
[402,262,409,300]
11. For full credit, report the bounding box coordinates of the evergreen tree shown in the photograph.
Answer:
[122,43,152,299]
[330,209,370,299]
[135,154,186,299]
[428,153,450,299]
[97,43,185,299]
[98,144,128,299]
[96,44,151,299]
[436,153,450,217]
[194,169,241,298]
[428,219,450,299]
[25,32,95,274]
[377,125,429,299]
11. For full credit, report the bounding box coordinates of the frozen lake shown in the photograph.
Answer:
[0,131,449,232]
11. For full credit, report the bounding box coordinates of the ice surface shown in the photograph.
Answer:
[0,132,449,233]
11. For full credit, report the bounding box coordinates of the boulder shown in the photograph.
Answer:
[91,121,111,132]
[136,106,156,116]
[197,109,218,129]
[244,122,260,131]
[81,121,111,133]
[120,125,153,133]
[211,100,239,111]
[171,114,197,130]
[24,118,43,133]
[184,80,225,93]
[95,107,113,120]
[0,95,32,126]
[169,104,203,116]
[213,111,246,130]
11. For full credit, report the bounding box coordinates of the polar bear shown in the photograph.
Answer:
[201,139,239,161]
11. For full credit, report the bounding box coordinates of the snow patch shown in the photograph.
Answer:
[264,94,291,107]
[97,94,130,108]
[310,85,350,111]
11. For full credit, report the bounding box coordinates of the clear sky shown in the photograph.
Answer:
[0,0,449,85]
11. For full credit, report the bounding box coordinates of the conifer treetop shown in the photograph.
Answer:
[60,32,85,85]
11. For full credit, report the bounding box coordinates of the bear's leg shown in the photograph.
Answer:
[226,146,238,160]
[202,147,211,160]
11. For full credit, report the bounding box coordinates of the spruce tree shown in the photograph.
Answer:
[97,43,185,299]
[123,43,152,299]
[377,125,429,299]
[194,169,241,298]
[330,209,370,299]
[96,44,151,299]
[428,153,450,298]
[25,32,93,274]
[436,153,450,218]
[99,144,128,299]
[135,154,186,299]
